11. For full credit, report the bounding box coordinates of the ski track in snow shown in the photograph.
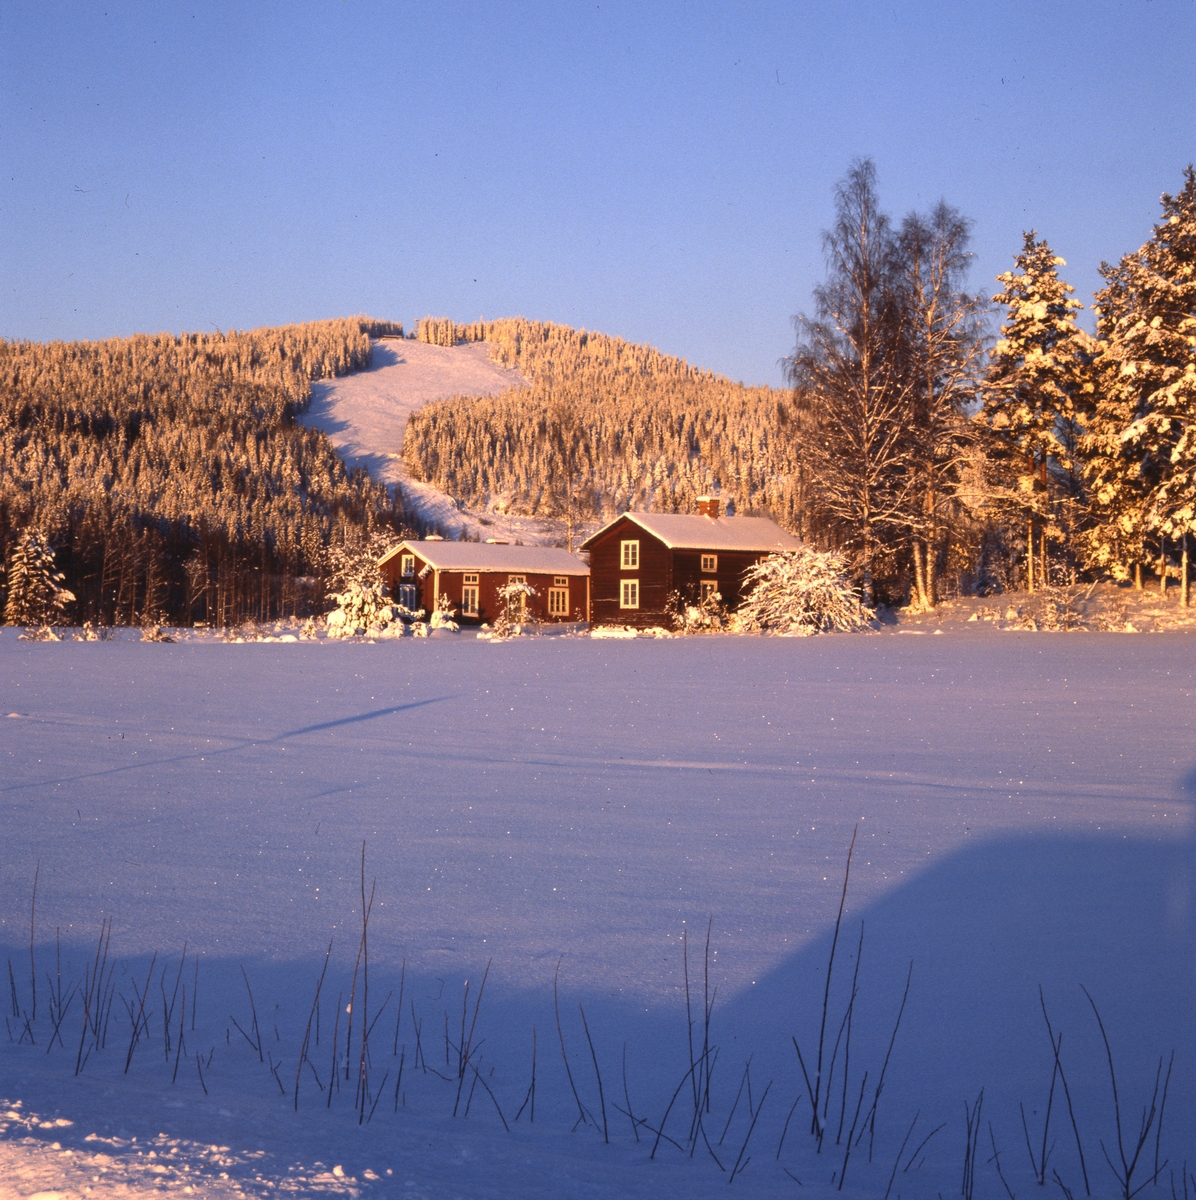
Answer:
[1,629,1194,1197]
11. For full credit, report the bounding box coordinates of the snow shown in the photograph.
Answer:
[1,626,1193,1198]
[584,513,802,553]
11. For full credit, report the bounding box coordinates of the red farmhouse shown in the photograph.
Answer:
[378,539,590,625]
[580,497,800,628]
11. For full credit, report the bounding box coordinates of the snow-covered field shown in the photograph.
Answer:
[1,626,1193,1198]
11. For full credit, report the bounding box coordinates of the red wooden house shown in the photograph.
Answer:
[377,539,590,625]
[580,497,800,627]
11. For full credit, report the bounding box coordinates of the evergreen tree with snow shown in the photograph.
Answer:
[4,529,75,626]
[1082,167,1196,604]
[982,233,1094,589]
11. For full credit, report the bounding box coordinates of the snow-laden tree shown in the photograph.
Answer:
[982,232,1094,590]
[325,527,404,595]
[1083,166,1196,604]
[736,548,876,635]
[325,582,408,638]
[896,203,987,608]
[492,580,536,637]
[3,529,75,627]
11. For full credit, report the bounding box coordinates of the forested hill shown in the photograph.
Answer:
[0,317,406,627]
[403,318,802,529]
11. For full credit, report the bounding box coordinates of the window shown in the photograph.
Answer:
[620,579,639,609]
[548,587,569,616]
[400,554,415,578]
[553,576,568,587]
[700,581,719,603]
[508,575,526,584]
[461,575,479,616]
[397,584,417,609]
[620,540,639,569]
[701,554,717,574]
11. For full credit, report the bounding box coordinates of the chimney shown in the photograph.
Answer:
[697,495,720,519]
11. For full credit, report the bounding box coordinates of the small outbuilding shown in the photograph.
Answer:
[377,539,590,625]
[580,497,800,628]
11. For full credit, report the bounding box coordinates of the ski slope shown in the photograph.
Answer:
[1,627,1193,1198]
[300,339,568,544]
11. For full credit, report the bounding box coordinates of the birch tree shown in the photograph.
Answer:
[895,204,987,607]
[786,159,915,606]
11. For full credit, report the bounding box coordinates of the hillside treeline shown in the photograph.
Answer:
[0,316,410,626]
[403,318,802,536]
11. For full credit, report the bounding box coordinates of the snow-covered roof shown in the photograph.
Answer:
[379,540,590,575]
[581,512,801,553]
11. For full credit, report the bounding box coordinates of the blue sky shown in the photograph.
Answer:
[3,1,1194,385]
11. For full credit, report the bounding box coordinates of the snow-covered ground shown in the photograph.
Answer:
[1,626,1193,1198]
[300,339,579,546]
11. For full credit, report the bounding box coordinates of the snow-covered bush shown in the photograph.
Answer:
[736,548,876,635]
[326,582,412,638]
[671,588,729,634]
[492,581,536,638]
[429,594,459,632]
[4,529,75,627]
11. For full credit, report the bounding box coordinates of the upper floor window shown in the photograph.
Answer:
[701,554,717,574]
[400,554,415,578]
[621,540,639,569]
[553,576,568,587]
[463,573,479,585]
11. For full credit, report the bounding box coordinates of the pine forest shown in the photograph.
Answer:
[0,316,408,627]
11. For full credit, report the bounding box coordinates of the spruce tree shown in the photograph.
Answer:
[982,233,1093,590]
[1083,166,1196,604]
[4,529,75,626]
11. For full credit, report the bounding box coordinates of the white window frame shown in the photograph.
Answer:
[700,580,719,603]
[461,575,479,615]
[620,540,639,569]
[700,554,717,574]
[548,586,569,616]
[397,584,417,609]
[620,579,639,609]
[553,576,568,587]
[400,553,415,578]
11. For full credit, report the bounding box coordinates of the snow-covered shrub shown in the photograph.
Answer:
[17,625,62,641]
[492,581,536,638]
[4,530,75,627]
[429,594,459,632]
[326,582,410,638]
[736,548,876,635]
[671,588,729,634]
